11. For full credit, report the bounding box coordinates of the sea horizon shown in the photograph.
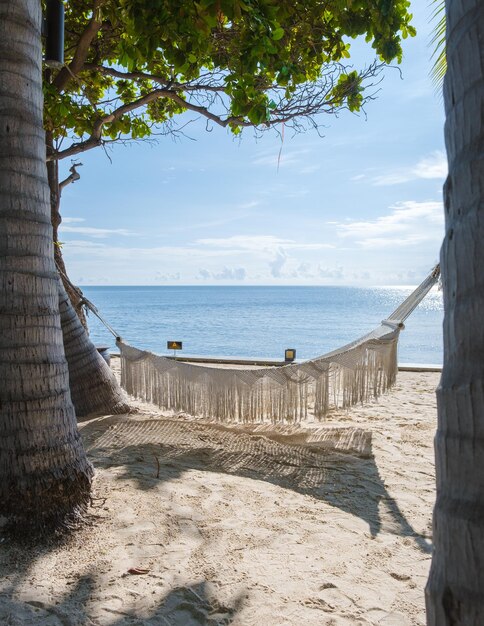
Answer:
[82,284,443,366]
[80,283,427,289]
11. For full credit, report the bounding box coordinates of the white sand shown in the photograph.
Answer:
[0,369,439,625]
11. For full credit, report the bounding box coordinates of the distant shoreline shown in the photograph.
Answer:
[80,284,427,289]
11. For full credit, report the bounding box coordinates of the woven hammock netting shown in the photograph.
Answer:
[118,266,440,424]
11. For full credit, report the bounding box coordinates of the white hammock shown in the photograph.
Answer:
[118,266,440,424]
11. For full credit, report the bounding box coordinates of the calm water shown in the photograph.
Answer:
[82,286,444,365]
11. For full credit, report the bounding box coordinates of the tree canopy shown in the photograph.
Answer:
[44,0,416,161]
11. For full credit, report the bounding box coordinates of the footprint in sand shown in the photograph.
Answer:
[304,585,356,613]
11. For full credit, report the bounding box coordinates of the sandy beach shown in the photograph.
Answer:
[0,365,439,626]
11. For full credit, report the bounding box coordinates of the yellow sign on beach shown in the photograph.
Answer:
[167,341,182,351]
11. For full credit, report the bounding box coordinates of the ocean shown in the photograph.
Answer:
[81,285,444,365]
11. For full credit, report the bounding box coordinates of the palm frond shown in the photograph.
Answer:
[429,0,447,92]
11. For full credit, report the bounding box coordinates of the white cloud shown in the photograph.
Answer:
[63,239,107,249]
[62,217,85,224]
[355,234,431,249]
[237,200,261,209]
[352,270,371,281]
[65,241,233,259]
[196,235,280,252]
[372,173,412,186]
[415,151,448,179]
[66,226,435,285]
[197,266,246,281]
[290,262,314,279]
[196,235,332,252]
[317,265,344,280]
[197,269,212,280]
[372,151,447,186]
[215,266,247,280]
[252,148,308,169]
[269,249,287,278]
[287,262,346,282]
[335,200,444,249]
[77,275,111,285]
[154,271,181,282]
[59,225,135,238]
[65,235,333,283]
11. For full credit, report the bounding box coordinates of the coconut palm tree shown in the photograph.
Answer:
[425,0,484,622]
[0,0,92,529]
[58,281,129,416]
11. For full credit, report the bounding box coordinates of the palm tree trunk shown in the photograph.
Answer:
[426,0,484,622]
[0,0,92,530]
[59,280,130,416]
[45,131,89,329]
[44,132,128,416]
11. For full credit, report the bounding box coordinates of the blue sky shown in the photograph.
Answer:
[59,2,446,287]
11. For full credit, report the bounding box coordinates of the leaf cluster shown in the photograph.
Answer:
[43,0,416,159]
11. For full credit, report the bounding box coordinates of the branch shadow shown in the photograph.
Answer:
[0,421,244,624]
[81,415,431,553]
[0,557,243,625]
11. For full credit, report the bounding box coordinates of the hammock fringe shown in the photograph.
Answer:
[119,339,398,423]
[118,265,438,424]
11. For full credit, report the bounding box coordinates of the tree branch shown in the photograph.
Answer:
[47,59,385,162]
[48,88,249,161]
[53,0,105,92]
[59,162,83,192]
[83,64,172,88]
[82,64,227,92]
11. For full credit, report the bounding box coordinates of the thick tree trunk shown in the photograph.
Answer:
[426,1,484,623]
[59,281,130,416]
[44,129,128,416]
[0,0,92,530]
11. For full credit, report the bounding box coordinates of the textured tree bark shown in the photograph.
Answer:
[0,0,92,530]
[59,280,130,417]
[44,134,128,417]
[45,131,88,330]
[426,0,484,623]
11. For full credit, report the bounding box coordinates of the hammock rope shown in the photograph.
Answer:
[117,265,440,424]
[81,296,122,340]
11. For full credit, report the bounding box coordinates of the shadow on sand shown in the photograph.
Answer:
[0,565,242,626]
[80,414,431,553]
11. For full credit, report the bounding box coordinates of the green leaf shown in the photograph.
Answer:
[271,27,284,41]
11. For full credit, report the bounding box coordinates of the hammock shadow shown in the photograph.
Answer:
[82,416,431,554]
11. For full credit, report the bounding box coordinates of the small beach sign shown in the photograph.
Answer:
[166,341,183,350]
[167,341,182,360]
[167,341,182,350]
